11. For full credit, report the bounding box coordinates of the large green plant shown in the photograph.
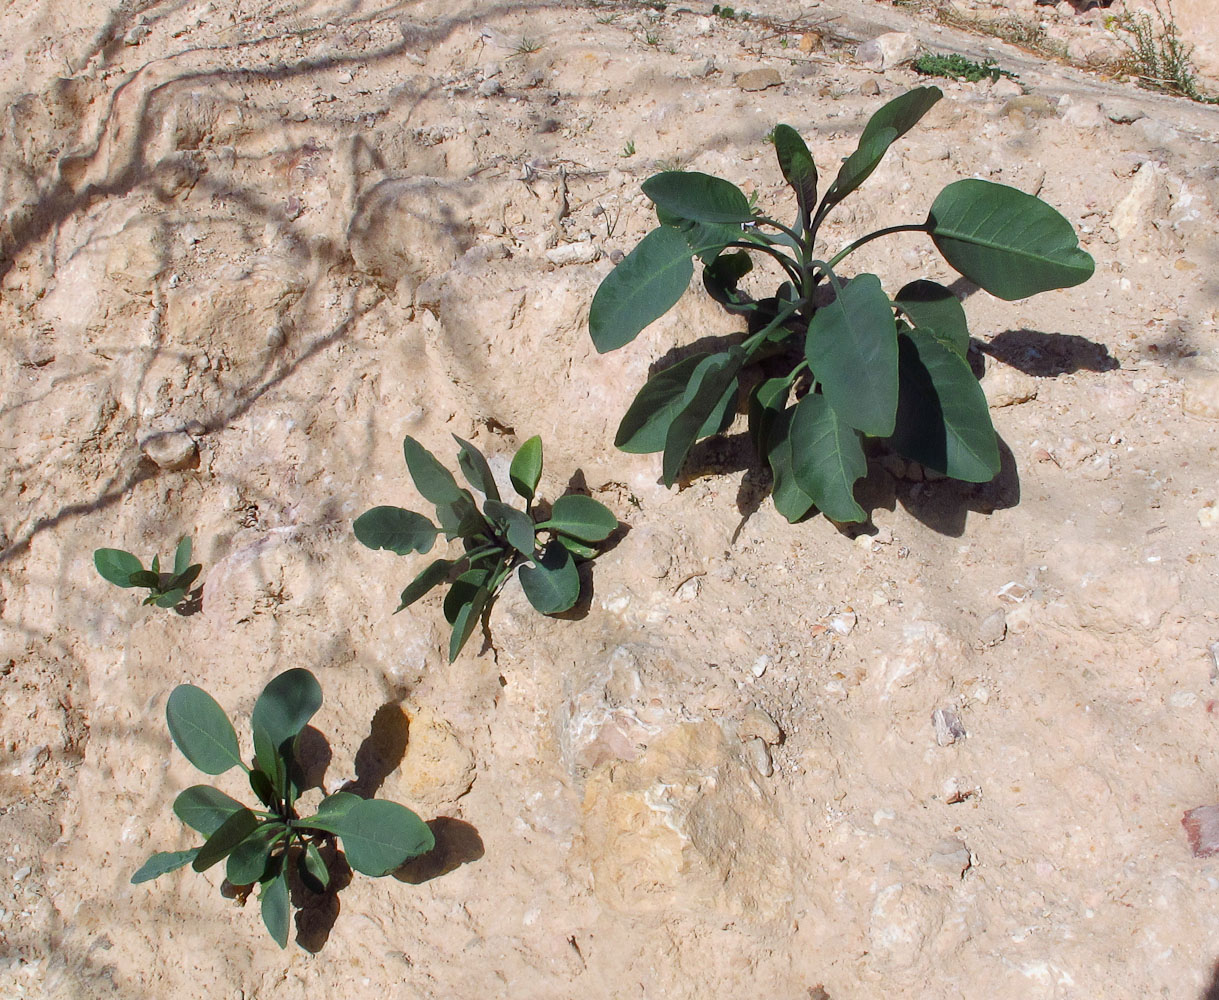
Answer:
[588,86,1094,522]
[132,669,434,948]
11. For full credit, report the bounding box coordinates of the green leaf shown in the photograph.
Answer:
[168,563,202,593]
[748,376,793,455]
[589,226,694,353]
[483,500,536,558]
[772,124,818,226]
[173,786,247,836]
[509,436,543,502]
[519,541,581,615]
[927,179,1095,300]
[128,570,162,590]
[150,554,160,575]
[453,435,501,501]
[260,867,291,949]
[301,840,330,890]
[823,86,942,207]
[249,767,276,808]
[790,393,868,523]
[395,558,456,613]
[615,354,737,454]
[541,495,617,543]
[306,798,435,877]
[402,436,466,506]
[173,537,192,577]
[166,685,243,775]
[94,548,144,587]
[896,279,968,356]
[805,273,898,436]
[434,492,487,540]
[251,669,322,754]
[557,535,598,560]
[131,849,200,884]
[657,208,743,264]
[193,807,261,872]
[662,349,745,486]
[226,823,286,886]
[765,406,816,523]
[252,722,286,802]
[443,571,492,661]
[353,506,439,556]
[642,171,755,224]
[152,588,186,608]
[889,326,1000,482]
[312,791,362,823]
[702,251,755,313]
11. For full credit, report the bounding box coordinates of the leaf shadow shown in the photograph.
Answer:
[393,817,485,885]
[979,329,1120,376]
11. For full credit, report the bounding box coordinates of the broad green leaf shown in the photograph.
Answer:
[301,841,330,890]
[483,500,536,558]
[306,798,435,877]
[805,273,898,436]
[615,354,737,454]
[252,722,286,802]
[353,506,438,556]
[131,849,200,884]
[896,279,969,357]
[193,807,261,872]
[395,558,456,612]
[642,171,754,224]
[519,542,580,615]
[152,588,186,608]
[151,554,160,575]
[129,570,162,590]
[662,349,745,486]
[702,251,756,314]
[748,376,793,455]
[312,791,362,823]
[168,563,202,593]
[226,823,286,886]
[251,669,322,753]
[823,86,942,207]
[790,393,868,523]
[889,326,1000,482]
[657,207,743,263]
[453,435,501,501]
[927,179,1095,300]
[94,548,143,587]
[509,436,543,502]
[772,124,818,225]
[172,537,192,577]
[173,786,246,836]
[166,685,243,775]
[249,767,275,808]
[765,406,816,523]
[442,571,492,661]
[541,495,617,543]
[434,492,487,540]
[589,226,694,353]
[402,436,466,506]
[557,535,598,560]
[260,868,290,949]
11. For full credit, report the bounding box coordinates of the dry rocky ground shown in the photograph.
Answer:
[2,0,1219,997]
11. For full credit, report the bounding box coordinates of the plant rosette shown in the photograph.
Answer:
[94,536,202,610]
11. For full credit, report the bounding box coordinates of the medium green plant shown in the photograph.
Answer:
[94,536,201,610]
[1110,0,1216,103]
[355,435,617,661]
[588,86,1094,523]
[132,669,435,948]
[914,53,1016,84]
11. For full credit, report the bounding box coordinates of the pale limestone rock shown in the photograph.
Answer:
[396,707,475,812]
[545,243,600,267]
[581,722,793,916]
[982,365,1038,408]
[138,428,197,470]
[1111,161,1171,241]
[1183,367,1219,420]
[736,68,782,91]
[739,707,781,745]
[867,882,945,971]
[855,32,919,71]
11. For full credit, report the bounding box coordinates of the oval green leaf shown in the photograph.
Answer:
[790,393,868,524]
[642,171,754,224]
[402,436,465,506]
[662,349,744,487]
[301,840,330,890]
[307,798,435,877]
[353,506,438,556]
[251,668,322,753]
[772,124,818,224]
[509,436,543,502]
[589,226,695,353]
[518,542,580,615]
[94,548,143,588]
[483,499,536,558]
[131,848,200,884]
[765,405,816,523]
[927,179,1095,300]
[614,354,737,454]
[173,785,247,836]
[172,537,192,577]
[226,823,286,886]
[395,557,456,613]
[889,326,1000,482]
[543,495,617,543]
[805,273,898,437]
[193,807,261,872]
[166,685,243,775]
[260,868,290,949]
[453,435,501,501]
[895,280,969,357]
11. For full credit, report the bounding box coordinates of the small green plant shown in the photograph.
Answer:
[94,536,201,610]
[622,139,637,157]
[513,36,543,55]
[588,86,1094,524]
[645,31,661,46]
[1110,0,1216,103]
[914,53,1016,84]
[355,435,617,661]
[132,669,435,948]
[712,4,752,20]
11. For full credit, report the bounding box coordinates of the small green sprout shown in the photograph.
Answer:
[622,139,637,157]
[645,31,661,46]
[94,536,202,610]
[355,435,618,661]
[132,669,435,948]
[513,36,542,56]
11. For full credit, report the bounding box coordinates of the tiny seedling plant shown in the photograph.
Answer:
[132,669,435,948]
[94,536,201,610]
[355,435,617,661]
[588,85,1095,523]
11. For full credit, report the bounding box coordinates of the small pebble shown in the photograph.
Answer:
[1209,641,1219,683]
[745,737,773,777]
[932,707,966,746]
[478,78,503,97]
[736,68,782,92]
[740,707,782,745]
[1199,503,1219,529]
[860,79,880,96]
[928,838,971,877]
[977,609,1007,648]
[1183,805,1219,857]
[751,654,770,678]
[996,581,1030,605]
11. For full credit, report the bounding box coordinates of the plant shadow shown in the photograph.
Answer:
[979,329,1120,376]
[394,817,485,884]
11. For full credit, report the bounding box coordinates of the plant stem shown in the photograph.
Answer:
[825,224,928,271]
[754,216,804,247]
[723,241,802,285]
